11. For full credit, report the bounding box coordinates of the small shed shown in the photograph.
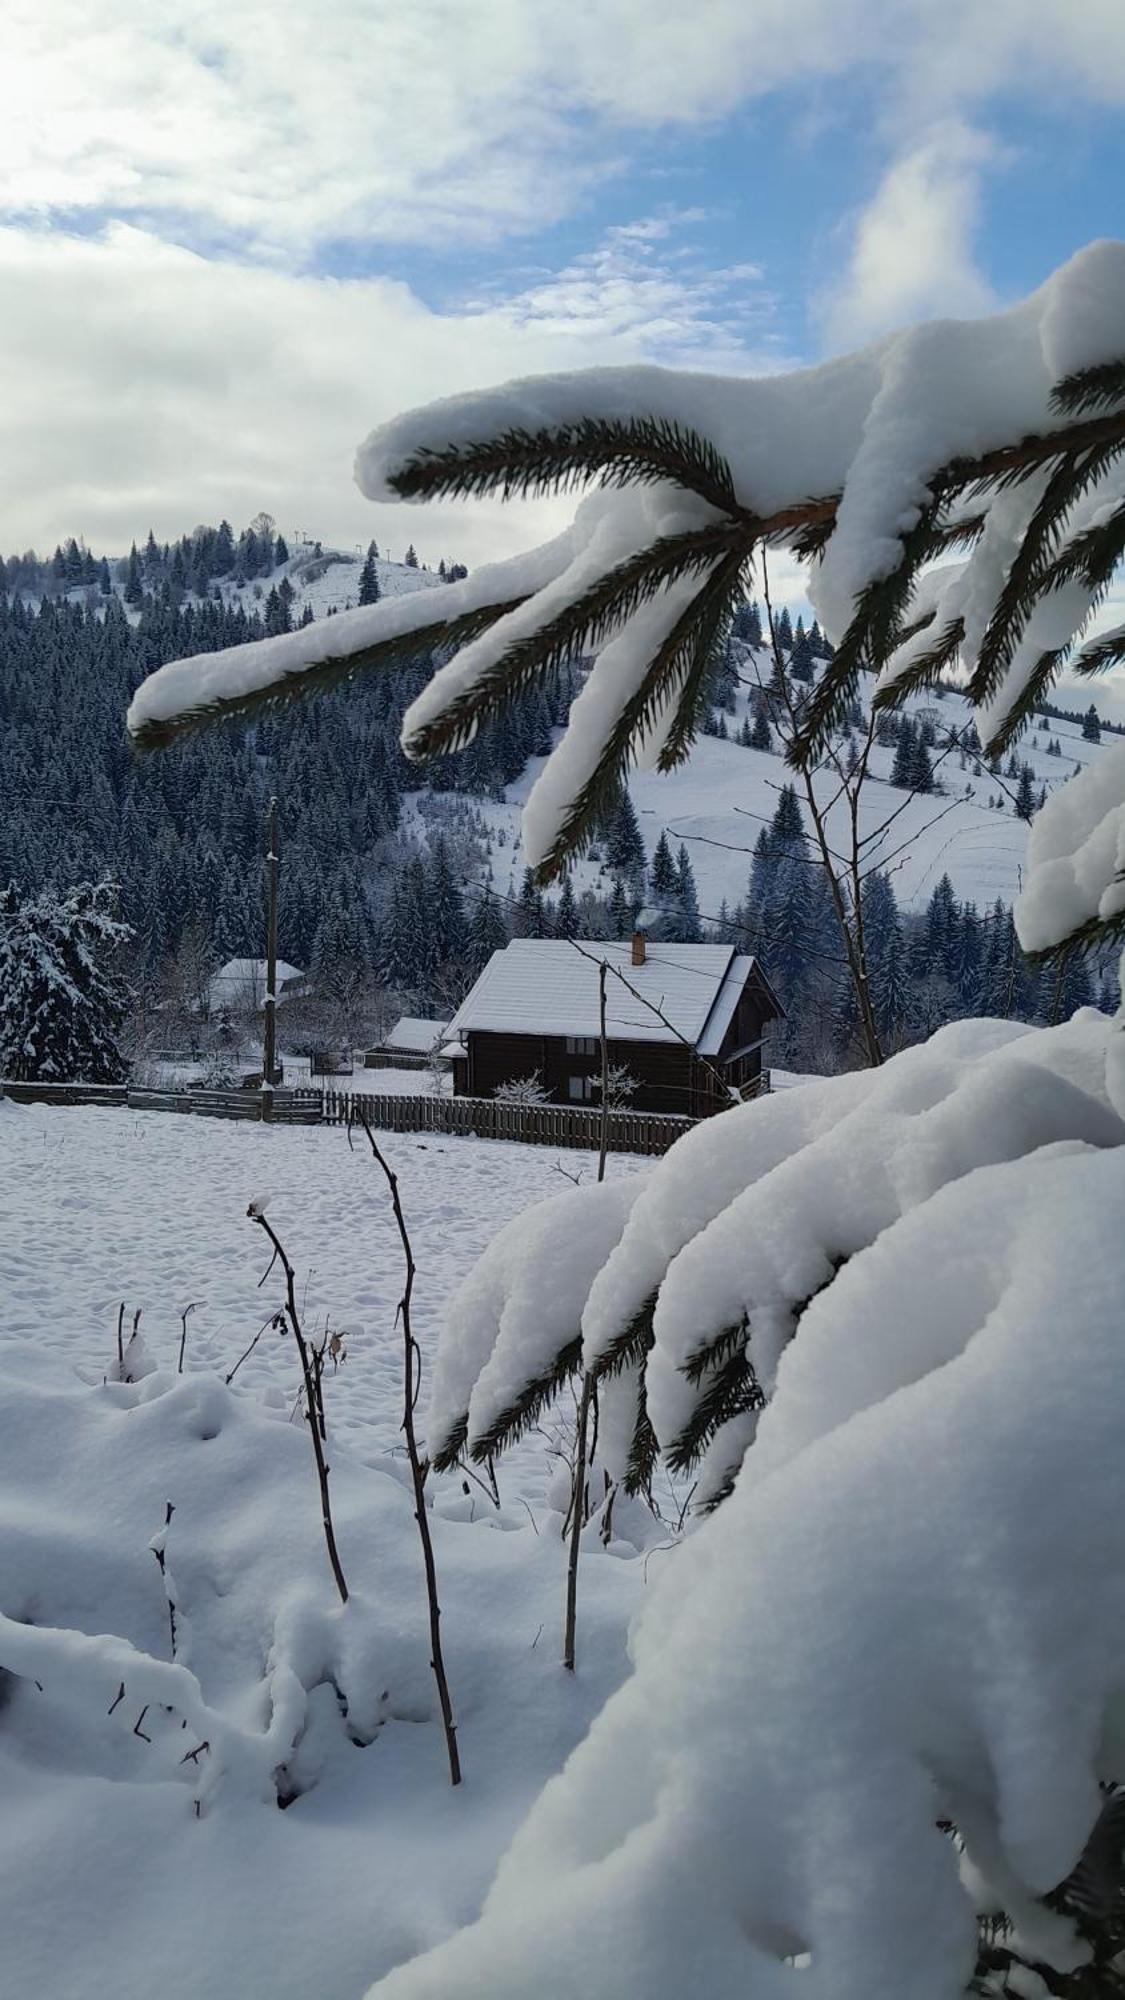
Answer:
[364,1015,451,1069]
[205,958,305,1019]
[443,936,781,1117]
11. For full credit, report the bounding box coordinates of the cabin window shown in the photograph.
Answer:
[565,1036,598,1056]
[568,1074,597,1101]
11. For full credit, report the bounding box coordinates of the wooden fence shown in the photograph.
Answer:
[2,1080,323,1123]
[323,1087,698,1156]
[4,1078,769,1153]
[361,1050,438,1073]
[127,1087,324,1124]
[1,1079,129,1109]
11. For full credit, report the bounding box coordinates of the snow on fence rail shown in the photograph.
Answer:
[127,1087,324,1124]
[1,1080,323,1123]
[2,1079,769,1149]
[323,1087,701,1156]
[1,1079,130,1109]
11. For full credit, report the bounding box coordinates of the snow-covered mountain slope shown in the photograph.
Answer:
[457,657,1106,923]
[71,538,1119,923]
[212,542,443,622]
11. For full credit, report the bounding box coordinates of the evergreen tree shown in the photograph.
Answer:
[749,704,772,752]
[378,876,422,991]
[861,870,909,1044]
[908,728,935,794]
[0,880,132,1083]
[274,534,289,565]
[426,836,467,966]
[404,543,419,569]
[263,585,292,636]
[1014,763,1037,821]
[1083,703,1102,742]
[671,845,703,943]
[124,544,144,606]
[952,901,984,1011]
[923,875,960,981]
[732,598,763,647]
[981,899,1015,1017]
[311,892,365,1001]
[213,520,235,576]
[467,886,509,968]
[891,716,918,789]
[607,879,631,939]
[770,784,805,855]
[599,791,644,894]
[788,627,815,683]
[555,873,579,940]
[773,606,793,652]
[744,826,775,940]
[515,868,548,938]
[650,830,678,911]
[359,542,381,605]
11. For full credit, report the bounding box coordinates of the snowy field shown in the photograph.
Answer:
[0,1102,641,1479]
[0,1101,650,2000]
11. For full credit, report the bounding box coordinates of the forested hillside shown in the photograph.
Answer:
[1,518,1117,1065]
[0,526,578,999]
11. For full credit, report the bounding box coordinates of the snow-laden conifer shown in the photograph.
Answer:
[0,880,132,1084]
[128,242,1125,937]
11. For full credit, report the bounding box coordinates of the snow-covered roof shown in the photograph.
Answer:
[445,940,769,1048]
[383,1014,450,1053]
[696,953,760,1056]
[208,959,304,1011]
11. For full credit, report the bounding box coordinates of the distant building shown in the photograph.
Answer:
[382,1015,451,1057]
[364,1015,452,1069]
[443,936,781,1117]
[205,958,305,1019]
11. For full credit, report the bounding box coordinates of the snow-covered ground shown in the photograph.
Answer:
[0,1100,653,2000]
[472,667,1101,923]
[1,1103,639,1471]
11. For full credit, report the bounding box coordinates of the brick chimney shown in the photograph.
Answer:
[631,929,646,967]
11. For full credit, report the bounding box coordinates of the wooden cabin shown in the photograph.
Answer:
[443,935,782,1117]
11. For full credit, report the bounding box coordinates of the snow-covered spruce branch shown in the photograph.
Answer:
[126,244,1125,964]
[367,1130,1125,1999]
[421,1015,1122,1523]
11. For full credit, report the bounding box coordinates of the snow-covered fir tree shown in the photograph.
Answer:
[358,542,381,605]
[0,880,132,1083]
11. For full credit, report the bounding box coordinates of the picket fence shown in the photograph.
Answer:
[323,1087,698,1156]
[3,1078,769,1153]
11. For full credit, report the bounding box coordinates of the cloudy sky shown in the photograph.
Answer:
[3,0,1124,571]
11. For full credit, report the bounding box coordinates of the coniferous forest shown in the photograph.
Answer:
[1,522,1114,1069]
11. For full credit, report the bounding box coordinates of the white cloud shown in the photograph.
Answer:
[0,220,780,563]
[465,218,780,372]
[5,3,1124,259]
[817,122,999,348]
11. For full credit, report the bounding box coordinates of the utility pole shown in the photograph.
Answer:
[262,796,279,1122]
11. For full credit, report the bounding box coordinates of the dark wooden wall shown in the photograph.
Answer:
[456,968,780,1117]
[463,1030,698,1116]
